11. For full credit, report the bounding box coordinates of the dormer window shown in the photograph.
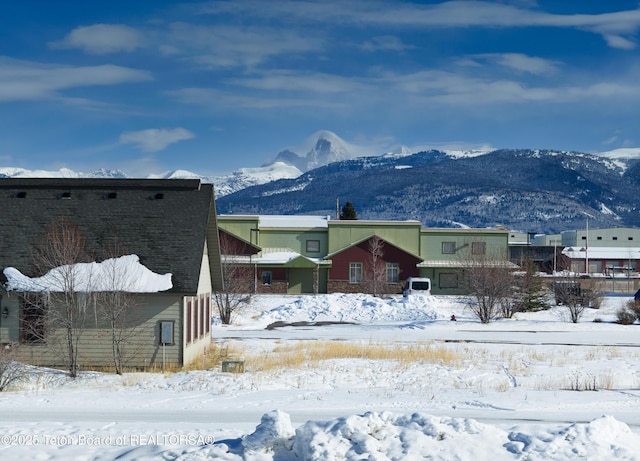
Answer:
[13,191,26,198]
[58,192,71,199]
[151,193,164,200]
[103,192,117,199]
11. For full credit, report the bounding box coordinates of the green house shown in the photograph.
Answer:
[218,215,512,295]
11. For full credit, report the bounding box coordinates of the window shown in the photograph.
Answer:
[629,237,634,241]
[306,240,320,253]
[262,271,272,285]
[597,236,602,240]
[186,301,192,343]
[21,295,48,343]
[205,297,211,334]
[472,242,486,255]
[613,236,618,241]
[439,273,459,289]
[442,242,456,254]
[386,263,399,283]
[199,297,205,337]
[349,263,363,283]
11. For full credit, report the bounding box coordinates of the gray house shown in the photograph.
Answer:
[0,178,222,370]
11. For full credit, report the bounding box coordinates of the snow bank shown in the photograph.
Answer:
[100,412,640,460]
[3,254,172,293]
[252,293,463,325]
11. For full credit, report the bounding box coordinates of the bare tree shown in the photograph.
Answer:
[461,244,514,324]
[31,219,94,378]
[96,248,141,375]
[554,277,603,323]
[214,231,255,325]
[366,236,386,296]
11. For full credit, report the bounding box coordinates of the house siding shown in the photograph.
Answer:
[328,240,419,295]
[328,221,421,256]
[5,293,184,369]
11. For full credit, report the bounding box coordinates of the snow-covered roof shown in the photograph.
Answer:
[258,215,330,228]
[3,255,172,293]
[222,248,328,266]
[562,247,640,260]
[417,260,519,269]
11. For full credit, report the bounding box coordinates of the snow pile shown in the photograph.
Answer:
[253,293,461,325]
[104,412,640,460]
[241,410,295,455]
[3,254,172,293]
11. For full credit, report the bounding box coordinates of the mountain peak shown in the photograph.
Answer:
[272,130,358,172]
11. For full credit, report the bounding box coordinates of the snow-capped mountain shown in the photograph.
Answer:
[0,167,129,179]
[211,162,302,197]
[217,148,640,234]
[272,130,372,172]
[7,131,640,233]
[0,131,410,198]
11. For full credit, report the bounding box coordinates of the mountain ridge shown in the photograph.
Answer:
[216,147,640,234]
[3,130,640,234]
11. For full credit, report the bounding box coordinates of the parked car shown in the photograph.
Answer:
[402,277,432,296]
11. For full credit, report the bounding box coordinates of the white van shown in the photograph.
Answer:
[402,277,432,296]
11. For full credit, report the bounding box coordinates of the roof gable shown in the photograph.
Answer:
[325,234,422,261]
[0,178,217,294]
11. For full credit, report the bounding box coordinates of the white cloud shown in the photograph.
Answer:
[49,24,145,54]
[361,36,411,52]
[119,128,195,152]
[471,53,559,75]
[602,34,636,50]
[0,57,152,101]
[169,87,343,109]
[200,1,640,50]
[166,22,324,68]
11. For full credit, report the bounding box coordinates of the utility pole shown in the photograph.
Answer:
[581,211,594,276]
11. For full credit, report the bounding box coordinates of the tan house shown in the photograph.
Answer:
[0,178,222,370]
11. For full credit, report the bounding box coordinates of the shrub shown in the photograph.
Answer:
[628,300,640,321]
[0,346,28,391]
[616,307,636,325]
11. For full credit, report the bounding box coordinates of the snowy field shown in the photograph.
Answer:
[1,293,640,460]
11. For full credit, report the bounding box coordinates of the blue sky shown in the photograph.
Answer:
[3,1,640,176]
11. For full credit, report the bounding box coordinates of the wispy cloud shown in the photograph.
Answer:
[463,53,560,75]
[119,128,195,152]
[165,22,324,69]
[49,24,145,54]
[168,87,344,109]
[0,57,152,101]
[360,36,411,52]
[200,1,640,50]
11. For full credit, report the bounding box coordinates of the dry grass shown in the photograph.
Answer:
[182,342,246,372]
[245,340,463,372]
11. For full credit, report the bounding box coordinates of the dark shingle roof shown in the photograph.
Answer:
[0,178,220,294]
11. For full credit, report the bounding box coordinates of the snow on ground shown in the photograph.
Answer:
[1,293,640,460]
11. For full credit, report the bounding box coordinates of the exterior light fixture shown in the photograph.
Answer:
[2,307,8,318]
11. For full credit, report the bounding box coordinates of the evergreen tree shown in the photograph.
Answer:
[340,201,358,220]
[514,258,550,313]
